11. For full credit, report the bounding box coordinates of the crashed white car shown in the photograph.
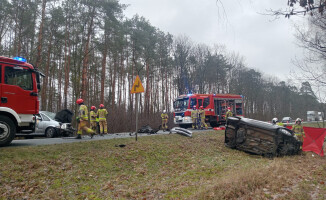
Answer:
[36,111,74,138]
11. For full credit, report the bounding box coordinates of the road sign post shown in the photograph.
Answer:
[130,75,144,141]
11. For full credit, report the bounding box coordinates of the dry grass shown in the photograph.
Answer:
[0,131,325,199]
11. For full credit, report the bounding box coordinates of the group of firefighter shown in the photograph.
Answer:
[190,105,209,129]
[75,98,108,139]
[160,106,234,131]
[272,117,305,145]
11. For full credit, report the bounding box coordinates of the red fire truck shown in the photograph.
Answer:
[0,56,43,146]
[173,94,244,128]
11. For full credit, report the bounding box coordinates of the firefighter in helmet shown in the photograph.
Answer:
[292,118,305,144]
[199,106,208,129]
[97,104,108,136]
[225,107,233,122]
[76,98,95,139]
[90,106,97,133]
[161,110,169,131]
[191,105,198,129]
[272,117,284,127]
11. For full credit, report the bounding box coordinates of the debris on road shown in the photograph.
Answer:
[170,127,192,137]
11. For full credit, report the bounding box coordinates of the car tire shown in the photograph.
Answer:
[0,116,16,146]
[45,127,56,138]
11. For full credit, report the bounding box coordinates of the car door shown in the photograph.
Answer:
[2,65,37,114]
[36,113,51,133]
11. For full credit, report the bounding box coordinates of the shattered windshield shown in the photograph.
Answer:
[173,98,189,111]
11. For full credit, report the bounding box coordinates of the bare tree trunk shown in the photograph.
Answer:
[41,34,53,110]
[165,69,168,110]
[63,17,71,108]
[81,6,95,100]
[35,0,47,68]
[111,57,117,107]
[58,59,63,111]
[100,46,107,104]
[145,62,150,116]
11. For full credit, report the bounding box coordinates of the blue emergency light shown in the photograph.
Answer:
[13,57,27,62]
[187,93,192,96]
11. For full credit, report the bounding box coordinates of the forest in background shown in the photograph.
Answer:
[0,0,322,132]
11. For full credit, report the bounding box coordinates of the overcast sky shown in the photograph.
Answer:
[119,0,306,82]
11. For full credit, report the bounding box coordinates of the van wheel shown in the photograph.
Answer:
[0,116,16,146]
[45,127,56,138]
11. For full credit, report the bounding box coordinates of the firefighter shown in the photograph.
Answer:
[161,110,169,131]
[97,104,108,136]
[76,98,95,139]
[272,118,278,125]
[272,118,284,127]
[199,106,208,129]
[225,107,233,122]
[292,118,305,144]
[90,106,97,133]
[191,106,198,129]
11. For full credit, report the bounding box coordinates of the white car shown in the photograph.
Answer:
[36,111,74,138]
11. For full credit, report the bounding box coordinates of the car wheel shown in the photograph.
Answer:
[45,127,56,138]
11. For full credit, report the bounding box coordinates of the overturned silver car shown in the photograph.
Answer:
[225,117,301,157]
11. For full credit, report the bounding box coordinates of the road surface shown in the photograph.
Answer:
[4,128,209,148]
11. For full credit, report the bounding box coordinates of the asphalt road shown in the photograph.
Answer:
[5,128,208,148]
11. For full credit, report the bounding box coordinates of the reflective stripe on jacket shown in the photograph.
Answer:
[90,110,97,122]
[199,110,205,119]
[79,105,88,120]
[191,110,198,118]
[292,124,305,135]
[226,111,233,119]
[97,109,108,121]
[161,113,168,119]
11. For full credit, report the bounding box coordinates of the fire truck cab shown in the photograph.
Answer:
[0,56,42,146]
[173,94,244,128]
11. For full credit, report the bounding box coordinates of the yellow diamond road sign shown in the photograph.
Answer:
[131,75,144,94]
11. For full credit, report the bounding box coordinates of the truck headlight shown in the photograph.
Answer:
[184,116,191,122]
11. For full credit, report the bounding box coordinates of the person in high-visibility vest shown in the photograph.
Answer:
[76,98,95,139]
[90,106,97,133]
[199,106,208,129]
[292,118,305,146]
[97,104,108,135]
[96,113,100,135]
[272,117,284,127]
[161,110,169,131]
[225,107,233,122]
[191,106,198,129]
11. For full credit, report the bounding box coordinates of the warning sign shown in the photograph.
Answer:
[131,75,144,94]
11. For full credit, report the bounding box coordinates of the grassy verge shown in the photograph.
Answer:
[1,131,325,199]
